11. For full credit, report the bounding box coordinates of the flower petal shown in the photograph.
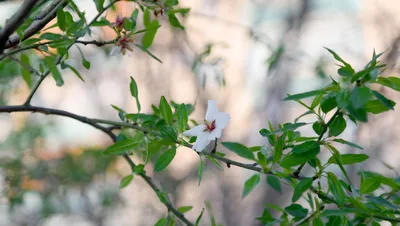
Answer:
[208,128,222,140]
[183,125,206,137]
[192,133,211,152]
[110,46,121,56]
[215,112,230,129]
[205,100,219,121]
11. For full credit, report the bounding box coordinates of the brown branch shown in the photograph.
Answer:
[0,104,194,225]
[0,105,399,223]
[0,0,40,53]
[3,0,69,50]
[24,0,119,105]
[0,39,116,61]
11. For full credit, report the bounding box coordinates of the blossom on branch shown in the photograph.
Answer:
[112,15,126,32]
[183,100,230,152]
[110,35,135,56]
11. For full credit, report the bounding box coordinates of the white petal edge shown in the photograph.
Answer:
[183,125,206,137]
[208,128,222,140]
[192,133,210,152]
[205,100,219,122]
[110,46,121,56]
[215,112,230,130]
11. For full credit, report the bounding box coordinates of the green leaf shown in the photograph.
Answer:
[312,217,323,226]
[77,47,91,69]
[120,174,134,188]
[195,208,205,226]
[332,138,363,149]
[273,133,286,163]
[336,89,351,109]
[257,209,275,224]
[176,103,188,132]
[326,144,350,180]
[197,157,204,186]
[168,13,184,29]
[57,9,66,31]
[327,172,345,206]
[142,20,159,48]
[325,47,350,67]
[205,201,217,226]
[159,96,173,124]
[346,104,367,122]
[292,178,313,202]
[40,32,63,40]
[337,65,354,77]
[160,125,177,142]
[20,54,32,87]
[364,99,395,114]
[280,148,319,168]
[130,77,141,112]
[292,141,319,154]
[133,43,162,63]
[371,90,394,110]
[360,175,380,194]
[154,148,176,172]
[327,154,368,165]
[267,175,281,193]
[350,86,372,109]
[242,174,260,198]
[94,0,105,12]
[257,152,267,168]
[311,93,324,109]
[45,57,64,86]
[221,142,255,160]
[154,218,168,226]
[312,121,323,135]
[326,216,341,226]
[284,204,308,220]
[321,95,337,113]
[376,77,400,92]
[328,114,346,137]
[178,206,193,214]
[62,62,84,82]
[259,122,307,136]
[283,90,323,101]
[104,139,138,155]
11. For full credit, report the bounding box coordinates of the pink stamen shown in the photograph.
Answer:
[204,120,216,132]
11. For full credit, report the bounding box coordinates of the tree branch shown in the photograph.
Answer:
[0,39,116,61]
[0,0,40,53]
[3,0,69,50]
[0,104,194,225]
[24,0,119,105]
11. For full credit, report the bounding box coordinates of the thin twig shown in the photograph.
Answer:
[0,0,39,53]
[293,109,341,177]
[24,0,120,105]
[4,0,69,50]
[0,104,194,225]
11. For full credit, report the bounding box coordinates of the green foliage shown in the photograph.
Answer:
[130,76,141,112]
[104,139,139,155]
[154,148,176,172]
[120,174,134,188]
[221,142,255,160]
[292,178,313,202]
[2,0,400,224]
[242,174,260,198]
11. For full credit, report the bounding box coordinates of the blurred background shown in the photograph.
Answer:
[0,0,400,225]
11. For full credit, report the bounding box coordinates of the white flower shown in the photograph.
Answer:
[183,100,230,152]
[110,35,134,57]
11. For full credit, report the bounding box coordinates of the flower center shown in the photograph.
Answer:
[204,120,216,132]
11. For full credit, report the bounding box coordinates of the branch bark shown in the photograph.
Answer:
[0,0,40,53]
[3,0,69,50]
[0,104,194,225]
